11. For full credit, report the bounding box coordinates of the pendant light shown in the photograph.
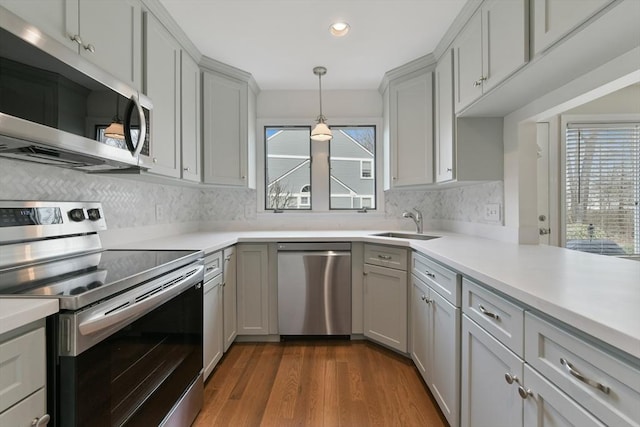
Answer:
[311,66,332,141]
[104,95,125,140]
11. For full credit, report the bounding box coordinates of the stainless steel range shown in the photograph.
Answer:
[0,201,204,427]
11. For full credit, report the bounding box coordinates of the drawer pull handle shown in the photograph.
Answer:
[504,372,519,385]
[206,266,215,272]
[425,298,434,305]
[377,254,392,260]
[420,294,427,301]
[425,270,436,279]
[478,304,500,320]
[560,358,610,394]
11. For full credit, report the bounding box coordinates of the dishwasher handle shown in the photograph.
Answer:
[277,242,351,251]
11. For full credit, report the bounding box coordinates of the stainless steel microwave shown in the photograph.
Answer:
[0,7,152,171]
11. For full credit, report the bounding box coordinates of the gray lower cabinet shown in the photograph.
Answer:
[461,315,524,427]
[363,263,407,352]
[0,322,49,426]
[411,252,461,427]
[222,246,237,351]
[236,244,270,335]
[522,364,605,427]
[203,264,223,380]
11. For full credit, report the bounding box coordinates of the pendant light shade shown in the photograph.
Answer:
[311,66,332,141]
[104,122,125,140]
[105,95,125,140]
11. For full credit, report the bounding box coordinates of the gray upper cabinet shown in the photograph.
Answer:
[434,48,454,183]
[144,11,181,178]
[532,0,614,55]
[1,0,142,90]
[454,0,528,113]
[180,51,201,182]
[202,71,249,186]
[388,70,434,187]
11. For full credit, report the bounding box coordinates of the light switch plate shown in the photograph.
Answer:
[484,203,501,222]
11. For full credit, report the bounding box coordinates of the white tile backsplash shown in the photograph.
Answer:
[0,158,503,235]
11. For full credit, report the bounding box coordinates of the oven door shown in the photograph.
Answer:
[55,270,203,426]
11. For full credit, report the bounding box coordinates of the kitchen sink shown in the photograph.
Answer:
[373,232,440,241]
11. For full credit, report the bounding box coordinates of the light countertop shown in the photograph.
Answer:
[117,230,640,361]
[0,298,59,336]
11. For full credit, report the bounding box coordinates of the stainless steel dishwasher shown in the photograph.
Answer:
[277,242,351,336]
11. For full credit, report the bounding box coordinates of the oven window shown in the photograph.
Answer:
[58,283,202,426]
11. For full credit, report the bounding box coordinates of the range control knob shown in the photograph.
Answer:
[68,208,86,222]
[87,208,101,221]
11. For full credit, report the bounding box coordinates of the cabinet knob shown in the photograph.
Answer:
[69,34,83,46]
[241,175,246,179]
[446,168,452,172]
[504,372,519,385]
[31,414,51,426]
[153,157,158,163]
[392,176,397,180]
[83,43,95,53]
[420,294,427,301]
[473,76,487,87]
[425,298,434,305]
[517,386,532,399]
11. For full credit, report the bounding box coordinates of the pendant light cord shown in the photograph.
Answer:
[318,72,324,121]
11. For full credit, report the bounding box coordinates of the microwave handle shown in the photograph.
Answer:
[124,94,147,157]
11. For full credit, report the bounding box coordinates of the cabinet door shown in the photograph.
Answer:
[533,0,613,54]
[389,72,433,187]
[461,315,523,427]
[203,274,223,380]
[363,264,407,352]
[0,0,77,51]
[481,0,528,93]
[429,288,460,427]
[144,12,181,178]
[180,51,201,182]
[223,247,237,351]
[79,0,141,89]
[523,365,606,427]
[236,244,269,335]
[202,72,248,186]
[435,48,454,183]
[454,10,483,112]
[411,275,430,380]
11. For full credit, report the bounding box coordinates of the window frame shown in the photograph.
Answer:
[256,118,383,214]
[328,125,377,211]
[560,113,640,258]
[263,125,312,211]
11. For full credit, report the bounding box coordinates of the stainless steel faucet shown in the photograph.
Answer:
[402,208,423,234]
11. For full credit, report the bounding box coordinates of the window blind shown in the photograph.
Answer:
[565,122,640,257]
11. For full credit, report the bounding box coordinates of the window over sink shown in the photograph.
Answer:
[263,125,378,211]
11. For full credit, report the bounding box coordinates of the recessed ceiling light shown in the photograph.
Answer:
[329,22,350,37]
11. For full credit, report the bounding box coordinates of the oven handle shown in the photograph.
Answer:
[78,263,203,336]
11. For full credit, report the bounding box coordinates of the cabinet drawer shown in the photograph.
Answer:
[204,251,223,281]
[0,327,45,412]
[0,388,46,427]
[412,252,460,306]
[364,244,407,270]
[525,312,640,427]
[462,278,524,356]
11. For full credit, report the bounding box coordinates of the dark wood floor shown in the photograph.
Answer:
[193,340,447,427]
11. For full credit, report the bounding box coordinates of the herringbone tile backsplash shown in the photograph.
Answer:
[0,158,256,229]
[0,158,503,230]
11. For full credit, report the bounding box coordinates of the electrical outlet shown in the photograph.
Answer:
[155,204,166,222]
[484,203,501,222]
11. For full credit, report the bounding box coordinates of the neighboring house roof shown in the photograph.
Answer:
[266,127,375,200]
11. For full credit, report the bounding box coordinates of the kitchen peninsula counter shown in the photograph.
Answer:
[115,230,640,361]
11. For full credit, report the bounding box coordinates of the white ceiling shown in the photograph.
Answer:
[158,0,467,90]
